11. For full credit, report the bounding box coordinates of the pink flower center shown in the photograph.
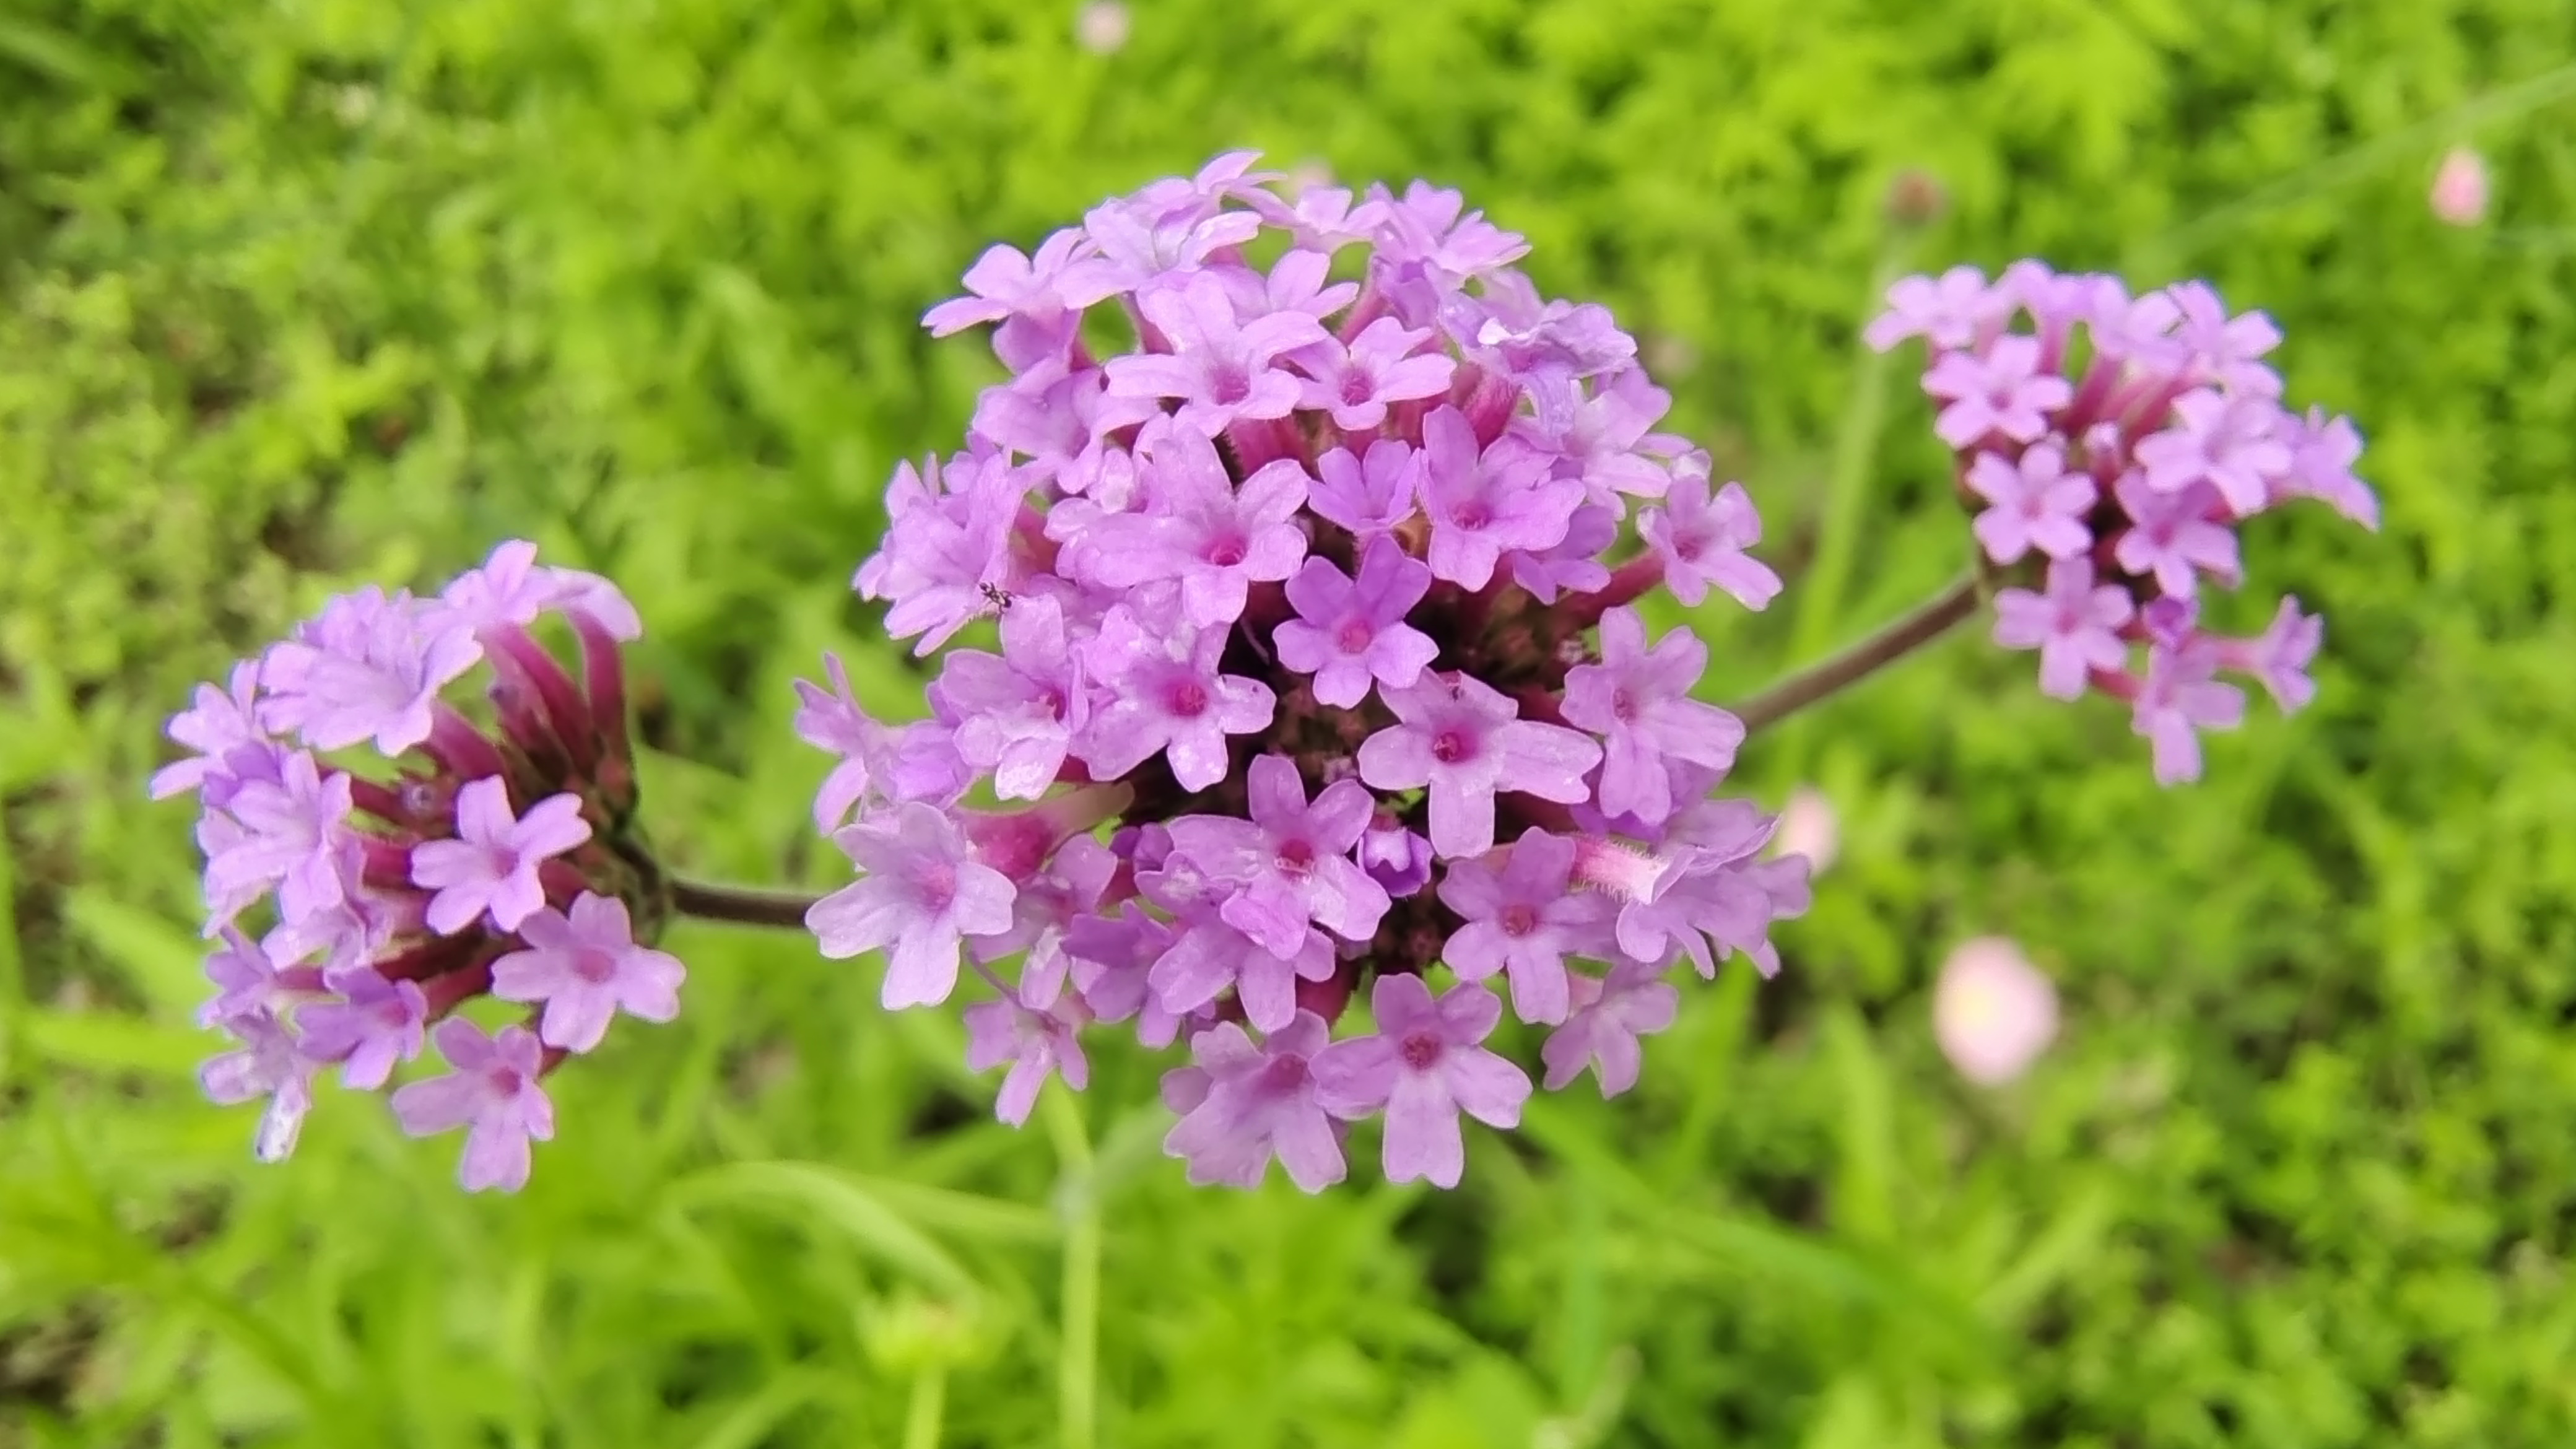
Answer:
[1334,616,1375,653]
[1429,728,1475,764]
[491,1066,526,1097]
[1673,531,1707,562]
[1203,533,1248,567]
[1208,363,1252,407]
[1339,368,1376,407]
[1398,1030,1443,1071]
[1499,903,1539,938]
[1167,680,1211,718]
[1450,500,1493,531]
[1610,687,1638,723]
[1276,838,1317,875]
[915,861,959,913]
[573,946,619,986]
[1257,1053,1310,1094]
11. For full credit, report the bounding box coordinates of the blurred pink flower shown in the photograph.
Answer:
[2430,147,2489,227]
[1933,936,2058,1085]
[1769,785,1837,874]
[1076,1,1131,54]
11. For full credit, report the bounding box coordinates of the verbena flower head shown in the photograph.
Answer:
[806,152,1808,1191]
[1870,263,2376,784]
[159,541,677,1191]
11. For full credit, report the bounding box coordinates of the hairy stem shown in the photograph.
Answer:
[669,878,821,930]
[1731,571,1985,734]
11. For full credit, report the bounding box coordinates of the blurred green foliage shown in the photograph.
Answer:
[5,0,2575,1444]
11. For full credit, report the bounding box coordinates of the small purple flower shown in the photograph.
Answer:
[1864,265,2004,352]
[1614,843,1806,981]
[435,539,556,633]
[1076,599,1276,793]
[1105,273,1330,437]
[1922,336,2070,448]
[1559,606,1746,828]
[972,366,1163,498]
[1167,754,1390,957]
[2167,282,2284,397]
[1508,502,1618,604]
[1356,674,1602,859]
[1639,463,1782,610]
[974,833,1118,1007]
[258,589,482,757]
[1541,960,1681,1095]
[1307,440,1422,541]
[196,926,311,1029]
[150,661,264,801]
[1359,816,1434,899]
[1310,976,1531,1190]
[1992,558,2135,701]
[1161,1012,1346,1191]
[2132,635,2247,786]
[490,892,686,1053]
[206,750,354,927]
[1964,443,2097,564]
[1272,537,1438,708]
[2112,475,2242,599]
[796,653,971,829]
[295,967,429,1089]
[809,801,1018,1009]
[408,777,593,935]
[859,451,1028,656]
[391,1018,557,1193]
[199,1011,315,1164]
[1435,830,1613,1024]
[1146,911,1336,1033]
[1294,317,1456,431]
[923,227,1123,337]
[1417,407,1582,589]
[2133,389,2291,516]
[1083,433,1309,627]
[2279,406,2378,529]
[1367,180,1531,284]
[2230,597,2323,713]
[930,594,1091,801]
[964,993,1091,1126]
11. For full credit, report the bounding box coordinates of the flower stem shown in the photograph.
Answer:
[1042,1089,1101,1449]
[1730,571,1984,734]
[669,878,820,930]
[902,1365,947,1449]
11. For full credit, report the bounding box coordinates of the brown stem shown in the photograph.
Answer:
[1730,570,1984,734]
[671,878,824,930]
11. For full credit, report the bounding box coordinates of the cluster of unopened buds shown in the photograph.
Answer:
[159,152,2374,1193]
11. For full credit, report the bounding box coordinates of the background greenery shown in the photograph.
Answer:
[5,0,2574,1443]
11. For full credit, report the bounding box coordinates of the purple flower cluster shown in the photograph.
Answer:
[802,153,1809,1191]
[1868,263,2378,783]
[159,542,682,1191]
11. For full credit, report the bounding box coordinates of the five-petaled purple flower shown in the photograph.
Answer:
[1559,607,1746,829]
[491,892,687,1053]
[1357,674,1601,859]
[1993,558,2136,701]
[809,802,1018,1009]
[1272,537,1439,708]
[408,777,594,936]
[1311,976,1531,1189]
[391,1019,557,1193]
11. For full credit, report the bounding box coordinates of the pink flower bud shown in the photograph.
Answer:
[1933,936,2058,1085]
[2429,147,2489,227]
[1770,785,1837,875]
[1074,1,1129,54]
